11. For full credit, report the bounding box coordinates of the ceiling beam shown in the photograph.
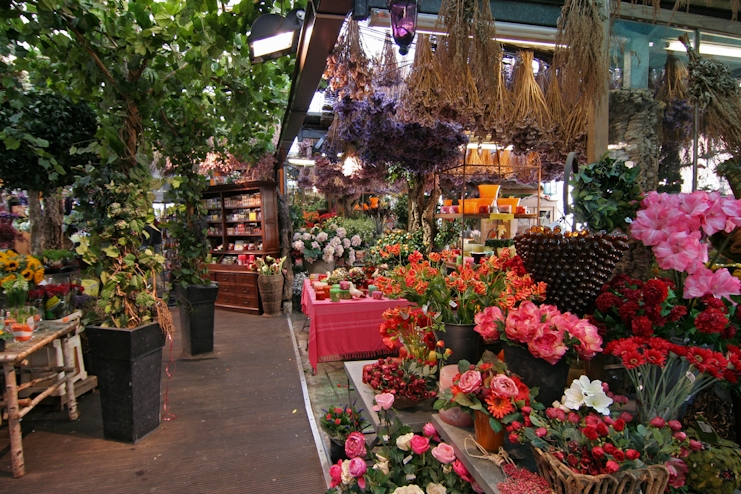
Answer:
[277,0,352,163]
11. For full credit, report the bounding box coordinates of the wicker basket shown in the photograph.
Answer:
[257,274,284,317]
[532,447,670,494]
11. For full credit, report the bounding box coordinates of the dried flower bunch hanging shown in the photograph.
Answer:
[323,20,374,101]
[433,0,481,127]
[398,34,443,126]
[680,33,741,197]
[470,0,503,140]
[372,33,403,97]
[508,51,552,155]
[553,0,608,111]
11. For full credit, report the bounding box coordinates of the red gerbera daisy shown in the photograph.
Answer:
[643,348,666,367]
[622,350,646,370]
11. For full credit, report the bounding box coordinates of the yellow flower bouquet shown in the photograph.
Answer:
[0,250,45,285]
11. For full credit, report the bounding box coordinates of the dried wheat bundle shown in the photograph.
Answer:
[470,0,502,138]
[656,55,688,103]
[323,20,374,101]
[398,34,442,126]
[434,0,481,127]
[554,0,608,111]
[508,51,552,154]
[680,33,741,156]
[373,33,403,97]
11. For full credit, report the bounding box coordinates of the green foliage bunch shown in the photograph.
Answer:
[74,163,164,328]
[434,218,462,250]
[165,167,211,287]
[570,155,642,232]
[686,428,741,494]
[328,216,376,248]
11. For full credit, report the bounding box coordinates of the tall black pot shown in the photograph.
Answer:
[176,283,219,356]
[503,344,570,407]
[435,323,479,365]
[86,321,166,443]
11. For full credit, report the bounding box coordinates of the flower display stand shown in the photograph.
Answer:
[533,447,670,494]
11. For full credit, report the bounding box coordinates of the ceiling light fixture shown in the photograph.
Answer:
[665,39,741,59]
[287,158,316,166]
[388,0,418,56]
[248,9,305,63]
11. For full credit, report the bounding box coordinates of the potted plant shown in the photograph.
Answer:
[319,403,369,464]
[292,223,362,274]
[74,166,172,444]
[255,256,286,317]
[165,161,219,356]
[434,352,543,451]
[42,249,79,272]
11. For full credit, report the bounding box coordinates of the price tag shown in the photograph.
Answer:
[698,421,714,434]
[403,455,413,465]
[449,300,457,309]
[685,371,696,383]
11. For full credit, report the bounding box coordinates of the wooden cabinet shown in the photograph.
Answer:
[209,267,262,315]
[203,182,279,314]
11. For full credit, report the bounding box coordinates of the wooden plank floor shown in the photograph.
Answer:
[0,309,327,493]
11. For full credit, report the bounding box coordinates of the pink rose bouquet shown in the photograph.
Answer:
[474,300,603,364]
[326,394,483,493]
[434,352,544,434]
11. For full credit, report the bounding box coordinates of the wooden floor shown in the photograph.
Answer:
[0,309,327,493]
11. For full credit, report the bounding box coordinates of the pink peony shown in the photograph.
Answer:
[410,434,431,455]
[721,198,741,230]
[528,327,568,365]
[431,442,457,464]
[458,370,483,393]
[700,194,728,236]
[344,431,367,458]
[474,306,504,342]
[504,301,541,343]
[489,374,519,398]
[555,313,603,359]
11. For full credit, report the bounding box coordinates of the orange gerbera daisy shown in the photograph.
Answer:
[485,394,515,419]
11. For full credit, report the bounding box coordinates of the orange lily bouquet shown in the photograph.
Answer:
[375,249,546,327]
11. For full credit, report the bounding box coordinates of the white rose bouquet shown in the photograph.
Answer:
[292,224,360,266]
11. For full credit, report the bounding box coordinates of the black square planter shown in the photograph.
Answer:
[86,322,166,443]
[176,283,219,356]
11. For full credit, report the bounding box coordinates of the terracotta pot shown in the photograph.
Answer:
[473,410,504,452]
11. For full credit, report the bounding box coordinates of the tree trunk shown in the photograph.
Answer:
[27,190,42,256]
[41,188,64,251]
[407,174,437,251]
[278,191,295,313]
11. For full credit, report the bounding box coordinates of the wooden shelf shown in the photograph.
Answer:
[223,219,261,223]
[224,233,262,237]
[435,213,537,220]
[223,205,261,210]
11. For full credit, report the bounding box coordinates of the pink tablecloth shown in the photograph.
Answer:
[301,279,411,372]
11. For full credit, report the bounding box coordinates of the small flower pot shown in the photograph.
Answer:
[12,323,33,342]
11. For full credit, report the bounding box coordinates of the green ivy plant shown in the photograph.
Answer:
[570,154,643,232]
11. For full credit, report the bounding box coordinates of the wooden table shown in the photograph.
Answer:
[301,280,411,372]
[1,315,81,478]
[345,360,435,433]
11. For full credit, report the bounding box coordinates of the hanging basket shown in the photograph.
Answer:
[257,274,284,317]
[532,447,670,494]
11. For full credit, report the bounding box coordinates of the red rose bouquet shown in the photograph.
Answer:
[434,353,543,433]
[510,376,693,489]
[591,275,739,347]
[362,356,439,403]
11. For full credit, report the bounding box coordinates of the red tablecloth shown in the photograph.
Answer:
[300,279,411,372]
